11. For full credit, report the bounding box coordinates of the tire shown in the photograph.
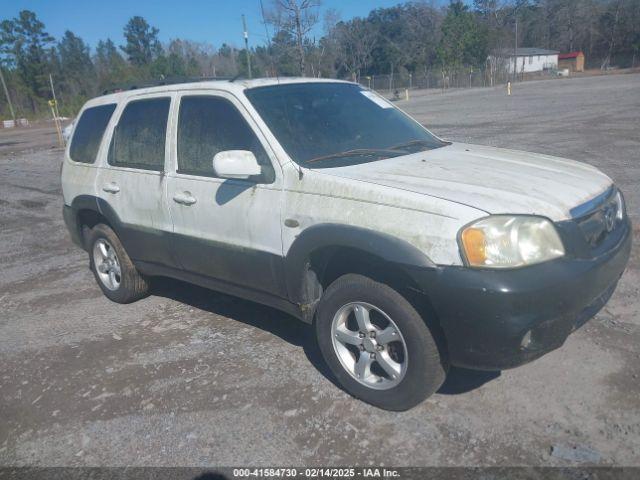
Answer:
[87,223,149,303]
[315,274,446,411]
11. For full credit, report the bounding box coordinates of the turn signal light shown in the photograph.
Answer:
[461,227,486,265]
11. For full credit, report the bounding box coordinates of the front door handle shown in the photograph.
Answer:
[173,192,197,206]
[102,182,120,194]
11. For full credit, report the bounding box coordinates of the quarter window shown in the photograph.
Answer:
[69,104,116,164]
[108,97,170,171]
[177,95,274,182]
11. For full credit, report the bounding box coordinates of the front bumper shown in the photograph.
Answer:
[411,217,632,370]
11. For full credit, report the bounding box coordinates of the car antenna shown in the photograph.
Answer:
[259,0,279,84]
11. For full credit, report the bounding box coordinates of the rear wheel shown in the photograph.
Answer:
[88,224,149,303]
[315,274,446,410]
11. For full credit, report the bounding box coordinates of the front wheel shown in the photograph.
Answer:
[315,274,446,410]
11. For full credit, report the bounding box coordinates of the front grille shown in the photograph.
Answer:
[573,187,620,248]
[556,186,626,259]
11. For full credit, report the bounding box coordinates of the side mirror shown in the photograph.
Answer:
[213,150,261,180]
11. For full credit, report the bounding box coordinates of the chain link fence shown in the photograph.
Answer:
[356,67,560,94]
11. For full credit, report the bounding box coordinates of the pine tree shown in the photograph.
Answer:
[0,10,54,112]
[121,16,162,66]
[57,31,95,98]
[95,38,129,90]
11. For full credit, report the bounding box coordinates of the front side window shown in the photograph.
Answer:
[177,95,274,182]
[108,97,170,171]
[245,83,447,169]
[69,104,116,164]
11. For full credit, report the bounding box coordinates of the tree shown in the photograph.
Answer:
[0,20,16,68]
[217,43,239,75]
[253,44,278,77]
[330,18,377,79]
[2,0,640,120]
[95,38,129,90]
[625,0,640,66]
[237,48,264,77]
[367,5,412,78]
[267,0,321,75]
[57,31,95,100]
[166,39,200,76]
[0,10,54,111]
[121,16,162,66]
[438,1,489,70]
[403,3,443,73]
[312,8,341,77]
[324,3,445,80]
[269,29,300,75]
[150,44,201,79]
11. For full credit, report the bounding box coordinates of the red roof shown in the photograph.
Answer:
[559,51,584,59]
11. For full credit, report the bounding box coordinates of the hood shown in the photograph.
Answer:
[314,143,613,221]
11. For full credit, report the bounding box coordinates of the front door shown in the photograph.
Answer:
[166,91,285,297]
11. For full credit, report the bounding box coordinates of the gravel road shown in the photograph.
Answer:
[1,73,638,467]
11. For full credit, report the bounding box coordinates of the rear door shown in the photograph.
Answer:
[166,90,285,297]
[96,93,176,266]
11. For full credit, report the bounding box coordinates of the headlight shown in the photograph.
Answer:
[459,216,565,268]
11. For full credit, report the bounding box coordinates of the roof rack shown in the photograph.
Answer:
[101,76,235,95]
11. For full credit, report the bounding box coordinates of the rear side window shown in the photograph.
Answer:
[177,95,274,182]
[108,97,170,171]
[69,104,116,164]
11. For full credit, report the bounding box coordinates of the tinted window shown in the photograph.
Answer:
[108,97,170,171]
[177,96,274,182]
[69,104,116,163]
[245,83,446,168]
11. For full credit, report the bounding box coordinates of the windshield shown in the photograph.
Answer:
[245,82,448,168]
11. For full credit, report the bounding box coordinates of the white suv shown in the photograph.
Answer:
[62,78,631,410]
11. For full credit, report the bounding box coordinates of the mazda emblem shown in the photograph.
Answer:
[604,205,616,232]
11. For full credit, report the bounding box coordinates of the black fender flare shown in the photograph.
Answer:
[69,195,125,242]
[284,223,435,305]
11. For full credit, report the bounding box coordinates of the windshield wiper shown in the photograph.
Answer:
[304,148,402,165]
[388,139,439,152]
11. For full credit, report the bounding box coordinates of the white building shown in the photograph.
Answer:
[490,48,559,74]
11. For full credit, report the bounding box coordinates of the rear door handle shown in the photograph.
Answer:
[102,182,120,194]
[173,192,197,206]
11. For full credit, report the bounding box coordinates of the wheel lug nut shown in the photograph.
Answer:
[369,331,376,338]
[370,352,376,359]
[358,332,365,338]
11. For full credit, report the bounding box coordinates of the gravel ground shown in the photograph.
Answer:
[0,73,639,467]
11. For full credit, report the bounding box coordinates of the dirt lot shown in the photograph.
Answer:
[0,73,639,467]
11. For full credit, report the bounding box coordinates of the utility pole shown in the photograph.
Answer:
[48,74,64,146]
[514,15,518,81]
[49,73,61,119]
[242,14,252,79]
[0,67,16,122]
[49,100,64,147]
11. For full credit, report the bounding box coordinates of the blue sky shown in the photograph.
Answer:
[1,0,406,50]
